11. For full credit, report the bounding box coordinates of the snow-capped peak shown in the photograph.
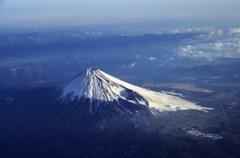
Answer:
[58,68,212,112]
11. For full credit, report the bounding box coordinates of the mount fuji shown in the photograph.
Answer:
[1,68,226,158]
[56,68,212,115]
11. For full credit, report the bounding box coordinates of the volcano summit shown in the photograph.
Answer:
[56,68,212,114]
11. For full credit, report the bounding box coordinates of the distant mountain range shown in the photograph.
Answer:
[1,59,239,88]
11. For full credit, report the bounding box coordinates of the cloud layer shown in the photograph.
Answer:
[177,27,240,60]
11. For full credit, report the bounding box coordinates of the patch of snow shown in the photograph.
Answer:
[185,128,223,140]
[162,91,183,97]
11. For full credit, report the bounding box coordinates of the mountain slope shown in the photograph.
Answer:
[56,68,212,114]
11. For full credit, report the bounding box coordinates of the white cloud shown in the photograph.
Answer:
[167,28,199,34]
[129,62,136,68]
[208,29,224,37]
[178,41,240,60]
[229,27,240,34]
[177,27,240,60]
[214,42,223,50]
[166,27,223,35]
[148,56,156,61]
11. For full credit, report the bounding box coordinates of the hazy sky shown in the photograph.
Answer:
[0,0,240,29]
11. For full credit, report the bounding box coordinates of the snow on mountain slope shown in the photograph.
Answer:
[58,68,213,112]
